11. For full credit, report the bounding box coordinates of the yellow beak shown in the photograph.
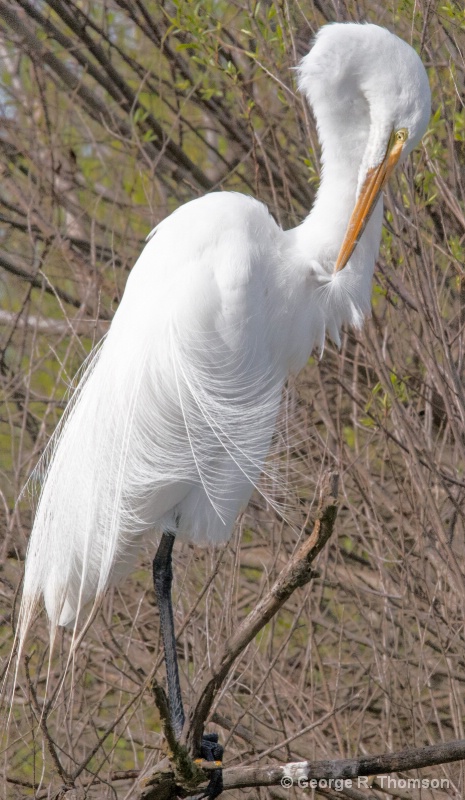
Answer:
[333,130,406,273]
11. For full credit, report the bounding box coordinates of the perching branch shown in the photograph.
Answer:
[137,737,465,799]
[138,471,339,799]
[150,678,205,796]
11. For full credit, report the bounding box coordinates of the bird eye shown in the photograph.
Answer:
[395,128,408,143]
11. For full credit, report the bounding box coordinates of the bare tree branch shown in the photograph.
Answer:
[138,737,465,798]
[185,471,339,753]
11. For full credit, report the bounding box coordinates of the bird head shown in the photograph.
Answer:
[298,22,431,272]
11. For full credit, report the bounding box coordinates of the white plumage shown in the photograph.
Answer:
[18,23,430,651]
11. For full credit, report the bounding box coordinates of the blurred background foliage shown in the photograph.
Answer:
[1,1,465,798]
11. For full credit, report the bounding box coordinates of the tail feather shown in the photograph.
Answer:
[16,305,289,658]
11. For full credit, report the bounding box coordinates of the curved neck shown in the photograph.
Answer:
[295,88,383,275]
[296,134,383,273]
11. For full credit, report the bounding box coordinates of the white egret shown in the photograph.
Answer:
[16,21,430,798]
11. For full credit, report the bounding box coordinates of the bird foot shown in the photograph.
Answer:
[193,732,223,799]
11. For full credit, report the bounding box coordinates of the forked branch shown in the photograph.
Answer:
[139,471,339,798]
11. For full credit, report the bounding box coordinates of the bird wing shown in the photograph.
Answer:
[19,192,287,640]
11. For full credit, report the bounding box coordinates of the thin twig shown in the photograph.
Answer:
[24,655,72,788]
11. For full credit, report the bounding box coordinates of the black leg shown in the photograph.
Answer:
[153,531,223,799]
[198,733,224,799]
[153,531,185,739]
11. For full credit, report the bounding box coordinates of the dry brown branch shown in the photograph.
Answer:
[219,738,465,791]
[138,472,339,798]
[136,737,465,799]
